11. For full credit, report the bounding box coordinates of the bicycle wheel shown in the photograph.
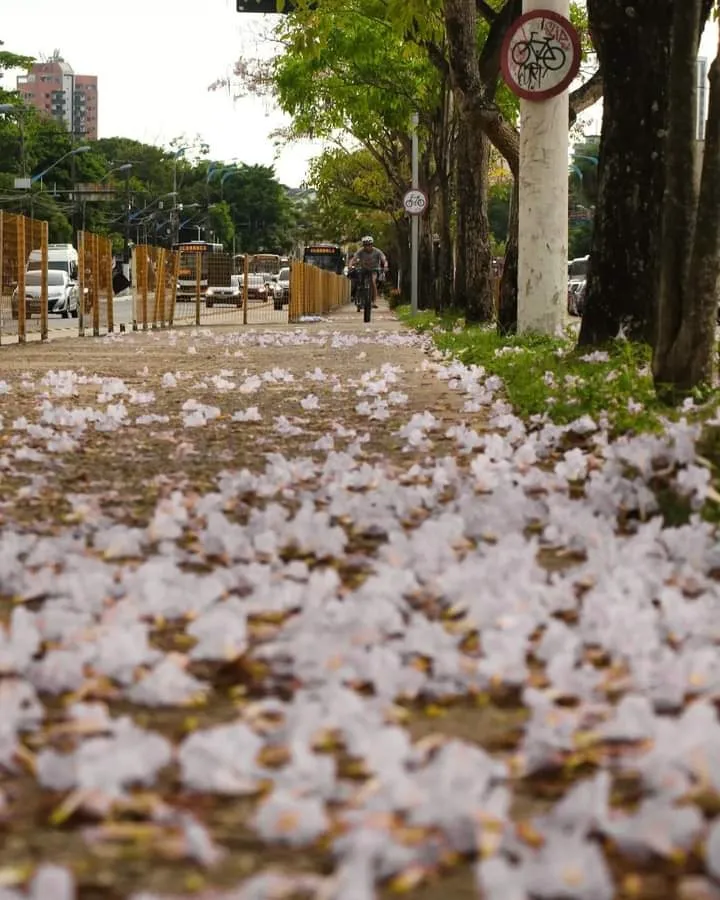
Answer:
[542,44,566,71]
[362,283,371,323]
[511,41,531,67]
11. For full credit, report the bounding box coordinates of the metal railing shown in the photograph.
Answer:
[131,245,179,330]
[1,218,357,347]
[0,212,49,344]
[288,261,350,321]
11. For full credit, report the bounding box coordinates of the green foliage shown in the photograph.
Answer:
[207,201,235,250]
[395,305,720,435]
[0,107,297,251]
[569,220,593,258]
[0,45,34,104]
[306,147,398,245]
[220,164,297,252]
[488,180,512,247]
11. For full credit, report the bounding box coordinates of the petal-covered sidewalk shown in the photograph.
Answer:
[0,302,719,900]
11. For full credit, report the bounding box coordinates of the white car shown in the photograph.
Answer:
[206,276,242,307]
[237,274,269,302]
[12,269,79,319]
[271,267,290,309]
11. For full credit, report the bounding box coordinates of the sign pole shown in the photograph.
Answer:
[410,112,419,317]
[515,0,573,334]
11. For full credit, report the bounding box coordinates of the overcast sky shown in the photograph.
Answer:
[2,0,326,186]
[3,3,717,184]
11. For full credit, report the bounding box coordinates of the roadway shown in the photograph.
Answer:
[0,296,291,339]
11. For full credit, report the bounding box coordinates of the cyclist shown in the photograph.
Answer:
[349,236,388,309]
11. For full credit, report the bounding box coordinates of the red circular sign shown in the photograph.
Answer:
[500,10,581,102]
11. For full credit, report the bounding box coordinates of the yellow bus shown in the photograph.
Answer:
[249,253,282,278]
[172,241,224,299]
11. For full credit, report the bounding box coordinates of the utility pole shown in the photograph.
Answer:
[512,0,577,334]
[410,112,419,316]
[171,146,188,247]
[123,166,132,261]
[71,150,78,242]
[172,158,178,247]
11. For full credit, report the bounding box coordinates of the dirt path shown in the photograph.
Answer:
[0,302,715,900]
[0,302,481,530]
[0,303,522,899]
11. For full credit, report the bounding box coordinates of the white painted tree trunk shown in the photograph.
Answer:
[517,0,570,335]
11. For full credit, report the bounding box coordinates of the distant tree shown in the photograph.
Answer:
[207,201,236,250]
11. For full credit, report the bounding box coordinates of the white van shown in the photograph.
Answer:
[27,244,79,281]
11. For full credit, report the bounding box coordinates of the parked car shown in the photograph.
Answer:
[567,279,587,317]
[238,273,270,302]
[567,254,589,317]
[271,266,290,310]
[27,243,79,281]
[12,269,79,319]
[206,276,242,307]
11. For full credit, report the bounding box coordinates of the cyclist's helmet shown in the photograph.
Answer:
[361,235,374,246]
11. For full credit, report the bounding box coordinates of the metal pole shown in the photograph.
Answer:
[410,112,419,317]
[40,221,48,342]
[78,230,85,337]
[123,168,131,261]
[18,115,31,219]
[172,158,179,247]
[71,152,78,243]
[0,212,3,347]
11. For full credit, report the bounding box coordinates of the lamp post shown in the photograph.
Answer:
[176,203,201,243]
[171,146,189,247]
[30,146,91,242]
[128,192,177,245]
[410,112,419,316]
[99,163,133,258]
[31,145,92,187]
[219,168,241,202]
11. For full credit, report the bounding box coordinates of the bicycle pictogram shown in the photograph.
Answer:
[511,31,567,90]
[500,10,580,102]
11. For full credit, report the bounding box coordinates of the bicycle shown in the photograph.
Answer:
[356,268,373,323]
[511,31,566,72]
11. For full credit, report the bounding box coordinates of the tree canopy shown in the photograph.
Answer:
[0,66,302,253]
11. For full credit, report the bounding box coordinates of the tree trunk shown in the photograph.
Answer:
[456,117,494,322]
[394,217,411,299]
[444,0,495,323]
[653,1,720,395]
[419,221,435,310]
[435,169,455,311]
[498,176,519,334]
[578,0,674,346]
[432,83,456,311]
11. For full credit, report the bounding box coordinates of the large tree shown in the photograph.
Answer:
[578,0,714,346]
[652,0,720,395]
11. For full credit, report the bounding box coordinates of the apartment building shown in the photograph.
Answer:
[16,53,98,140]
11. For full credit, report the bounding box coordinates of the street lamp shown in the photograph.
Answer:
[100,162,133,182]
[220,167,242,202]
[30,145,91,241]
[176,203,201,242]
[129,193,177,245]
[171,146,190,246]
[101,163,134,260]
[31,145,91,186]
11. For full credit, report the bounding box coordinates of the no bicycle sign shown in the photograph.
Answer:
[500,9,581,102]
